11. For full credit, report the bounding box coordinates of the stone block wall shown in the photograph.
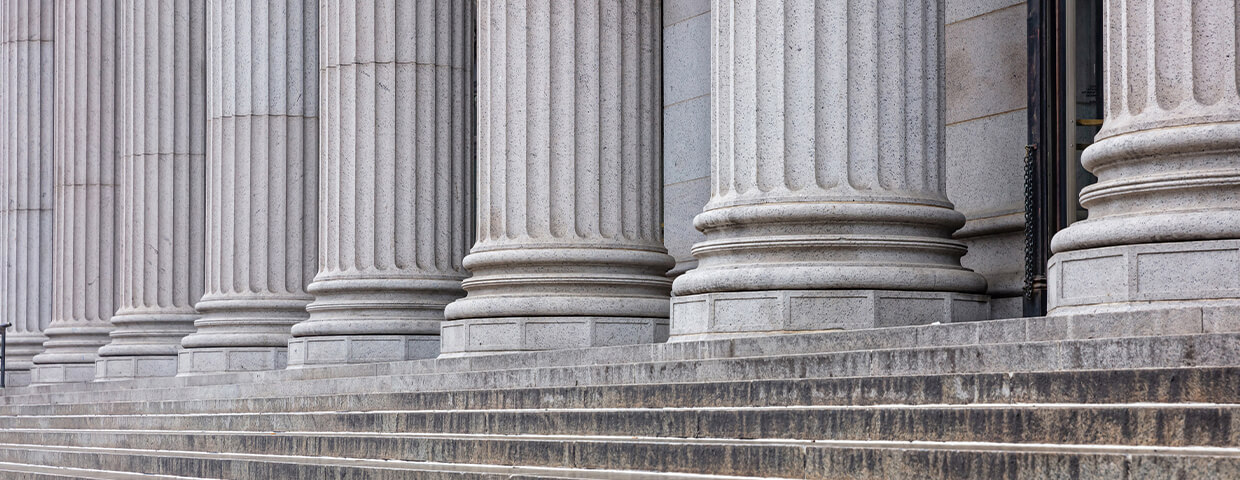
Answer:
[662,0,711,278]
[945,0,1028,319]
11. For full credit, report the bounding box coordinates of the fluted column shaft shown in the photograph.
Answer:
[95,0,206,379]
[669,0,987,341]
[0,0,53,387]
[288,0,472,366]
[31,0,120,385]
[440,0,672,357]
[178,0,317,374]
[1048,0,1240,314]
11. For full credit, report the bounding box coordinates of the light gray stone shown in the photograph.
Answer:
[662,10,709,106]
[95,0,207,379]
[1049,1,1240,316]
[31,0,121,385]
[289,0,474,366]
[663,0,709,27]
[443,0,673,356]
[669,0,989,340]
[945,0,1023,25]
[1,0,54,387]
[944,5,1026,124]
[663,177,710,276]
[178,0,318,375]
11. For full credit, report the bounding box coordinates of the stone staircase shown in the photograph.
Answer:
[1,314,1239,479]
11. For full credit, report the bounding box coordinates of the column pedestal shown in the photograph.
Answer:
[669,0,987,341]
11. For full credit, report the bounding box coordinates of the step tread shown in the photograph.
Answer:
[0,461,208,479]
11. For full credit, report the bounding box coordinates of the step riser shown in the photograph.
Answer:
[7,334,1240,408]
[3,367,1237,417]
[2,442,1237,480]
[5,405,1240,447]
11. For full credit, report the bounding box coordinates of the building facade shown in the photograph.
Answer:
[0,0,1236,384]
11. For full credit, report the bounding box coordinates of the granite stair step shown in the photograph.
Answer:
[3,312,1227,404]
[0,435,1236,479]
[5,402,1240,447]
[2,366,1235,417]
[0,443,777,480]
[4,332,1239,409]
[0,461,213,480]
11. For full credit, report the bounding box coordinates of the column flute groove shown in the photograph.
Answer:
[669,0,987,341]
[441,0,671,357]
[0,0,54,387]
[95,0,206,379]
[288,0,473,366]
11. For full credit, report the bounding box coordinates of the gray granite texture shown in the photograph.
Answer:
[1049,0,1240,315]
[289,0,475,367]
[441,0,674,356]
[1,0,54,387]
[670,0,988,340]
[178,0,319,375]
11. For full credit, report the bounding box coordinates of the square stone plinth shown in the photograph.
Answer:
[95,355,179,380]
[177,347,287,375]
[669,290,990,342]
[286,335,440,367]
[439,317,670,358]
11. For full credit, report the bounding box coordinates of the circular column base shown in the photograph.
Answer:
[669,289,991,343]
[30,362,97,385]
[177,346,287,375]
[1048,239,1240,316]
[286,335,440,367]
[439,317,669,358]
[94,355,179,380]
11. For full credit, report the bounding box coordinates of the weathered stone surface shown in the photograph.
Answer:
[177,0,318,375]
[442,0,673,356]
[0,0,54,387]
[35,0,123,385]
[94,0,207,380]
[670,0,988,339]
[1049,0,1240,315]
[288,0,475,367]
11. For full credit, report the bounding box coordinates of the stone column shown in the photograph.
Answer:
[95,0,206,379]
[669,0,988,341]
[287,0,472,366]
[178,0,318,374]
[0,0,53,387]
[1048,1,1240,316]
[440,0,672,357]
[30,0,120,384]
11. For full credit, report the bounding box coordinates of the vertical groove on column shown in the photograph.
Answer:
[670,0,987,340]
[95,0,206,380]
[441,0,671,357]
[289,0,473,366]
[30,0,121,385]
[177,0,317,374]
[0,0,54,387]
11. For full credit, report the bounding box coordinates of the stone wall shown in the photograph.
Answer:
[662,0,710,278]
[945,0,1029,319]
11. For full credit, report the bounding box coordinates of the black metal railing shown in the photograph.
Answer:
[1,323,11,388]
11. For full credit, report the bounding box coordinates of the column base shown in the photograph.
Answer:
[439,317,669,358]
[287,335,439,367]
[177,346,287,375]
[1048,239,1240,316]
[669,289,991,343]
[94,355,179,380]
[30,363,96,385]
[4,369,31,387]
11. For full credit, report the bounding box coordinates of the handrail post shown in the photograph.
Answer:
[1,323,11,388]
